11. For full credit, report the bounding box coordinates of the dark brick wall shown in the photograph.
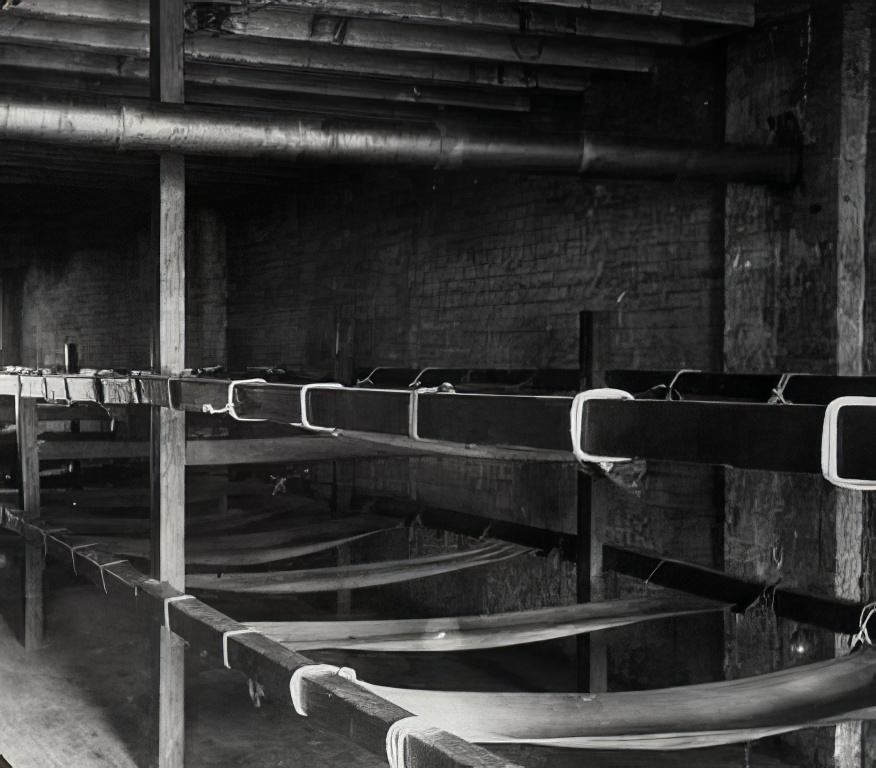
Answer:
[228,172,725,374]
[4,191,226,371]
[227,167,727,688]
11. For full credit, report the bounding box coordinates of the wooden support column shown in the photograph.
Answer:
[834,2,870,765]
[16,393,42,650]
[149,1,186,767]
[332,304,355,614]
[576,311,607,692]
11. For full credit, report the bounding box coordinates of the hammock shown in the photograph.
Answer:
[186,542,532,594]
[347,649,876,750]
[83,522,397,567]
[250,597,725,651]
[45,506,282,536]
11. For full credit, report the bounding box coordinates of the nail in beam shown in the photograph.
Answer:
[149,1,187,766]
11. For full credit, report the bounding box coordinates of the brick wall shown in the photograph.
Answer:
[228,172,724,374]
[227,167,727,688]
[4,190,226,371]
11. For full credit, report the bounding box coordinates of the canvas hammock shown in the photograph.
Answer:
[250,596,725,651]
[186,542,532,594]
[75,515,400,566]
[339,649,876,750]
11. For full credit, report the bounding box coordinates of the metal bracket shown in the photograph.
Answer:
[569,388,634,467]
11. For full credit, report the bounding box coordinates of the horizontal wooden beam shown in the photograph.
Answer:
[0,44,532,113]
[226,10,654,72]
[4,372,869,475]
[515,0,755,27]
[249,1,690,46]
[6,0,690,48]
[0,506,518,768]
[0,13,610,90]
[603,545,866,634]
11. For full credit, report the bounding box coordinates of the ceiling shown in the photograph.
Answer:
[0,0,806,187]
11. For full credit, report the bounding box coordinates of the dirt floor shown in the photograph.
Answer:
[0,536,806,768]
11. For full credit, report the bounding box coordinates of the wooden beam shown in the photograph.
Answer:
[576,311,606,692]
[603,545,869,635]
[252,1,689,45]
[0,508,521,768]
[0,44,532,112]
[15,395,42,650]
[834,2,870,766]
[150,2,186,767]
[515,0,755,27]
[227,10,654,72]
[0,14,601,90]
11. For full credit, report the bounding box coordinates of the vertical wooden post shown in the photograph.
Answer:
[576,311,607,692]
[149,2,186,767]
[16,393,42,650]
[332,305,355,614]
[834,2,870,765]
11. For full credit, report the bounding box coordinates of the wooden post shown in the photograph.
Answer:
[834,2,870,765]
[332,305,355,614]
[149,1,186,767]
[16,393,42,650]
[576,311,607,692]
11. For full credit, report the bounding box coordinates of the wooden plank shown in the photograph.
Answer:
[150,3,186,768]
[0,14,591,91]
[834,2,870,765]
[231,10,655,72]
[0,508,523,768]
[603,546,869,635]
[516,0,754,27]
[576,311,606,692]
[15,396,42,650]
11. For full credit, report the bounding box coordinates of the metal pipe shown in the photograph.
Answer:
[0,97,799,182]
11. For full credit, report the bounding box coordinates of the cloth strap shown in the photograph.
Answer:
[289,664,358,717]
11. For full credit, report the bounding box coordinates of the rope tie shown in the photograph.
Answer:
[163,594,195,633]
[289,664,358,717]
[222,628,258,670]
[355,367,381,386]
[202,379,267,422]
[665,369,700,401]
[386,716,432,768]
[69,542,98,575]
[769,373,793,405]
[40,527,69,556]
[644,559,666,587]
[851,602,876,648]
[79,552,128,594]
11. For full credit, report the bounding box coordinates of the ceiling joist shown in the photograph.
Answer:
[515,0,755,28]
[0,14,594,91]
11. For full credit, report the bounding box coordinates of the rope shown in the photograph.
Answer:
[644,560,666,586]
[202,378,267,422]
[80,551,128,594]
[222,628,258,670]
[163,594,195,633]
[69,542,98,575]
[769,373,793,405]
[289,664,358,717]
[851,602,876,648]
[665,369,701,401]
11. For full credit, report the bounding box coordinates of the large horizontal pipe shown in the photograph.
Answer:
[0,97,799,182]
